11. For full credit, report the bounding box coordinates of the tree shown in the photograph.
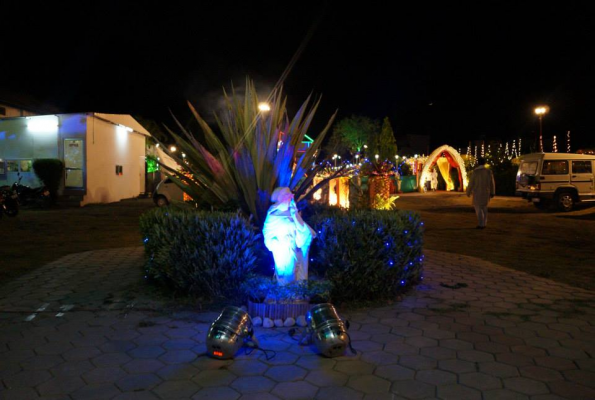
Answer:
[159,79,346,227]
[327,115,380,155]
[376,117,398,161]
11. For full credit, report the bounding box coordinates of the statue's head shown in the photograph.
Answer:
[271,187,293,203]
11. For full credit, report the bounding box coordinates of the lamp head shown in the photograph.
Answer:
[206,306,254,359]
[307,303,350,358]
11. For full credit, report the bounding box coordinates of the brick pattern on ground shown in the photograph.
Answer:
[0,247,594,399]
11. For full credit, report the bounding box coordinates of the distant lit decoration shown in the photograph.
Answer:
[170,146,177,152]
[512,140,517,158]
[474,146,478,159]
[518,138,522,156]
[327,178,349,208]
[419,145,468,192]
[567,131,571,153]
[146,156,159,173]
[263,187,315,286]
[481,143,485,157]
[505,142,510,158]
[552,136,558,153]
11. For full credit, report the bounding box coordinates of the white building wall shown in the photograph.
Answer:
[0,103,37,118]
[83,114,148,205]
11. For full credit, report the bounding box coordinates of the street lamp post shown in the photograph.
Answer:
[534,106,549,152]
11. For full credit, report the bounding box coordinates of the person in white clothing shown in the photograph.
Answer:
[430,169,438,191]
[466,157,496,229]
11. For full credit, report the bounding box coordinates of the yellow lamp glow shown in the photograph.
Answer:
[258,103,271,112]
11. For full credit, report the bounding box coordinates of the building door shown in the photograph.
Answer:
[64,139,84,188]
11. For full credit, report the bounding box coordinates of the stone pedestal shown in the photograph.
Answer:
[247,300,312,320]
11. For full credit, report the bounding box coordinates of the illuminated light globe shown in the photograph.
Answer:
[258,102,271,112]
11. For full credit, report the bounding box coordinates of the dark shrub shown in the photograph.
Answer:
[306,208,424,304]
[140,207,261,300]
[32,159,64,201]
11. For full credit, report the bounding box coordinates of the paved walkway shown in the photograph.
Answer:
[0,247,594,400]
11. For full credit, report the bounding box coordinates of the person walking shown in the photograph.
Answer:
[430,168,438,191]
[466,157,495,229]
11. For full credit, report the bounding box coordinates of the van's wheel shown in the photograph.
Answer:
[155,195,169,207]
[556,192,574,212]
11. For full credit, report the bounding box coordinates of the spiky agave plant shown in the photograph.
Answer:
[160,79,345,227]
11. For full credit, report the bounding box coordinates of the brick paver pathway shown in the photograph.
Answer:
[1,247,594,399]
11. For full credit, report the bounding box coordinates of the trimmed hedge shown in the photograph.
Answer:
[139,204,424,305]
[32,159,64,201]
[140,207,261,299]
[306,208,424,304]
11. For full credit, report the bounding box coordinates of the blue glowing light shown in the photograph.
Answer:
[143,238,149,243]
[389,260,394,266]
[400,280,406,285]
[404,230,408,234]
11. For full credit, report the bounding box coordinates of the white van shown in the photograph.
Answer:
[516,152,595,211]
[153,177,185,207]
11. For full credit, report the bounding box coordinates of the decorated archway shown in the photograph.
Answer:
[419,145,468,192]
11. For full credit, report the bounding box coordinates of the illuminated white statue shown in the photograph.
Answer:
[263,187,316,286]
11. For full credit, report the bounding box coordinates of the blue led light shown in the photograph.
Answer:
[389,260,394,266]
[404,230,408,234]
[400,280,405,285]
[143,238,149,243]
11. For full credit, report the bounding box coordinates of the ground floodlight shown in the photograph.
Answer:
[206,306,255,359]
[307,303,350,358]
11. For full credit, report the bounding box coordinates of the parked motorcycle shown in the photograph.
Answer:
[14,183,51,208]
[0,184,19,217]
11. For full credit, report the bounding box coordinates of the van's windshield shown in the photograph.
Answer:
[519,161,538,175]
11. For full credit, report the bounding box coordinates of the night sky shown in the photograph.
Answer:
[2,1,594,150]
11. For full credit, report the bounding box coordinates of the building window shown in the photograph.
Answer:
[20,160,33,173]
[6,160,19,172]
[4,160,33,173]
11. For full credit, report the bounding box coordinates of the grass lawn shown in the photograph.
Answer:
[2,193,594,292]
[0,198,154,285]
[397,192,595,291]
